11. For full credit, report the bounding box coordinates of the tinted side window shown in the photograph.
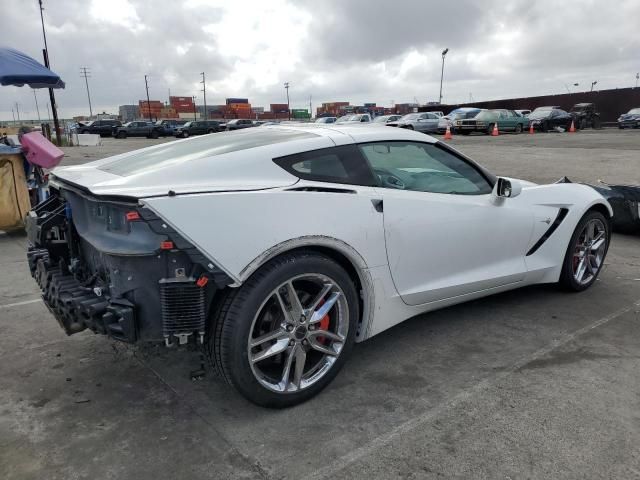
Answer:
[359,142,492,195]
[274,145,377,186]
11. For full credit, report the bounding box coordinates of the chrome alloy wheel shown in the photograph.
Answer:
[248,274,349,393]
[572,218,607,285]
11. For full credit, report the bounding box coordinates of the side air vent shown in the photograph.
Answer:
[526,208,569,256]
[160,278,206,345]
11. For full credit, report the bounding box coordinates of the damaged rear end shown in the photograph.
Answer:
[26,182,232,345]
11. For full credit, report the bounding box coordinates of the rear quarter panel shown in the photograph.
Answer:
[141,188,388,284]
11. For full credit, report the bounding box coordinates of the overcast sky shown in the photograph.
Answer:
[1,0,639,120]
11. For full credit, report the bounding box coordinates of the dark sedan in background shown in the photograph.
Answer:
[155,119,187,136]
[618,108,640,129]
[528,107,574,132]
[174,120,223,137]
[226,119,257,131]
[77,119,122,136]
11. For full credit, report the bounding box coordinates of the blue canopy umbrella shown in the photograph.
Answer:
[0,47,65,89]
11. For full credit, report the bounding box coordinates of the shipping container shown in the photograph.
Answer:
[226,98,249,105]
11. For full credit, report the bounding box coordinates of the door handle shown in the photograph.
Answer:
[371,199,383,213]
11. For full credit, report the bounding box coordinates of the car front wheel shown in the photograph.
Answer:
[208,251,359,408]
[116,131,126,139]
[559,210,609,291]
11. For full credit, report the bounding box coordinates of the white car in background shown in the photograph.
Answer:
[27,125,612,407]
[315,116,337,124]
[438,107,482,133]
[373,114,403,124]
[336,113,372,123]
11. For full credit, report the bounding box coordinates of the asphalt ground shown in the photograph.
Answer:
[1,129,639,479]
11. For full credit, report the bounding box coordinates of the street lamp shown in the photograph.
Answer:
[590,80,598,92]
[284,82,290,120]
[439,48,449,105]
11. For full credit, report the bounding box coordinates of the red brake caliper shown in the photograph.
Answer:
[316,299,331,344]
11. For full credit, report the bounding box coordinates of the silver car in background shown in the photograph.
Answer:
[386,112,440,133]
[373,114,403,124]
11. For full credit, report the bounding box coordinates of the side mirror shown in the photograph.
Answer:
[491,177,522,204]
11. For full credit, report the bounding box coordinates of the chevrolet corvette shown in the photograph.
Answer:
[26,125,612,407]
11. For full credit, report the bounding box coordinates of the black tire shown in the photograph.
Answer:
[404,125,414,130]
[579,118,587,130]
[116,131,126,139]
[182,131,190,138]
[207,129,214,134]
[541,120,549,132]
[558,210,610,291]
[486,123,494,135]
[208,251,359,408]
[80,129,90,134]
[514,123,523,134]
[149,130,159,139]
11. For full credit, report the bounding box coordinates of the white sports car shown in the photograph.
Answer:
[27,125,612,407]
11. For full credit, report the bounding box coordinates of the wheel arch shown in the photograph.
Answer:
[236,236,375,341]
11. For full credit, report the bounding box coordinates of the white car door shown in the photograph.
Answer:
[359,141,534,306]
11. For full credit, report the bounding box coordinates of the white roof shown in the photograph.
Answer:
[52,125,438,198]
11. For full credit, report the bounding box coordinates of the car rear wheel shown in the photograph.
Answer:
[149,130,159,139]
[116,131,126,139]
[208,251,359,408]
[559,210,609,291]
[514,123,523,134]
[80,129,90,134]
[485,123,494,135]
[541,121,549,132]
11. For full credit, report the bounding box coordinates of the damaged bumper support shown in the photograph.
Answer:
[26,185,232,345]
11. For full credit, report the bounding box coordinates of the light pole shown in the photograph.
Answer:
[33,89,41,122]
[80,67,93,118]
[635,73,639,88]
[590,80,598,92]
[192,96,197,121]
[284,82,290,120]
[144,75,152,122]
[38,0,61,144]
[200,72,207,119]
[439,48,449,104]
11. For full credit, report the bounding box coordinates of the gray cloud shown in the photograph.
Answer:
[1,0,639,121]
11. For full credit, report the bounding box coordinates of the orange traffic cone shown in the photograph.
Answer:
[491,123,499,136]
[569,120,576,133]
[529,123,534,134]
[444,124,453,140]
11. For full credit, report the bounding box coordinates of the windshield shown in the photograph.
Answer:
[628,108,640,114]
[533,106,554,112]
[528,110,550,119]
[401,113,421,120]
[336,115,355,122]
[373,116,389,123]
[122,122,132,127]
[182,122,192,127]
[448,109,480,120]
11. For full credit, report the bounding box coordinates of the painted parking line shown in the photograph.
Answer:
[305,298,640,480]
[0,298,42,309]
